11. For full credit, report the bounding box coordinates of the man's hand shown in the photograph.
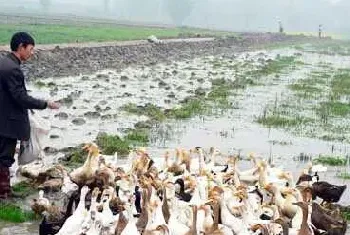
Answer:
[47,101,60,109]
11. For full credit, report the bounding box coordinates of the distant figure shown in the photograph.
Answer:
[278,20,284,34]
[319,24,323,38]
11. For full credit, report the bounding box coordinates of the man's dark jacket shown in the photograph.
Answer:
[0,53,47,140]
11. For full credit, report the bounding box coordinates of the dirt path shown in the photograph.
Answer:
[0,37,215,51]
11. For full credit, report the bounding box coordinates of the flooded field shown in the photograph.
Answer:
[1,43,350,234]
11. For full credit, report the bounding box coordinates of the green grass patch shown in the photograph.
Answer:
[122,78,241,122]
[306,42,350,56]
[207,86,231,106]
[248,56,297,77]
[206,78,235,107]
[0,23,233,45]
[61,128,150,166]
[167,98,205,119]
[342,211,350,221]
[256,114,310,128]
[96,133,131,156]
[313,156,347,166]
[96,129,149,156]
[12,181,37,198]
[60,145,87,168]
[34,81,57,88]
[125,129,149,146]
[331,71,350,96]
[319,101,350,117]
[320,134,346,142]
[121,103,166,122]
[0,202,36,223]
[288,83,322,94]
[337,172,350,180]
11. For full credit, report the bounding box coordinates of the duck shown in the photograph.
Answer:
[93,158,116,188]
[56,186,90,235]
[134,186,142,215]
[311,202,347,235]
[264,183,298,226]
[38,190,50,206]
[218,189,250,234]
[136,187,151,233]
[80,187,101,235]
[205,199,234,235]
[38,178,64,192]
[69,143,100,187]
[296,173,312,186]
[208,146,228,166]
[121,201,140,235]
[96,187,117,234]
[292,202,314,235]
[312,181,346,204]
[166,149,186,176]
[175,178,192,202]
[59,166,78,197]
[198,204,214,233]
[168,199,190,234]
[143,194,169,235]
[114,210,128,235]
[31,190,51,216]
[161,187,170,224]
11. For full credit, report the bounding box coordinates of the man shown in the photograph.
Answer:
[0,32,60,199]
[319,24,323,38]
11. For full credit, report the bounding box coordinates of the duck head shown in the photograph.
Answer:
[292,201,309,211]
[82,143,100,156]
[264,183,277,194]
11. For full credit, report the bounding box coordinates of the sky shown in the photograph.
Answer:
[0,0,349,35]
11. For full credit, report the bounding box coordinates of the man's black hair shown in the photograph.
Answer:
[10,32,35,51]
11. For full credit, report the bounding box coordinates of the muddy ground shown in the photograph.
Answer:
[0,33,318,79]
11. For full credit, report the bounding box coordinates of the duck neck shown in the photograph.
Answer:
[273,187,285,206]
[259,167,268,187]
[300,206,309,231]
[83,152,93,169]
[102,199,110,212]
[164,154,169,170]
[77,192,87,211]
[212,203,220,230]
[211,151,216,166]
[287,177,294,187]
[154,203,165,225]
[90,196,97,212]
[199,151,205,173]
[191,206,198,235]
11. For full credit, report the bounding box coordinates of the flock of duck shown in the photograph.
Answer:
[30,143,348,235]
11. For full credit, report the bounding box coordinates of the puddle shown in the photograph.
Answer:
[0,220,38,235]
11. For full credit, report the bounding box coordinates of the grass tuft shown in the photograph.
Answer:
[313,156,347,166]
[0,203,36,223]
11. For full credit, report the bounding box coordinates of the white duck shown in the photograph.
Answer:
[219,190,250,235]
[97,188,117,235]
[38,190,50,206]
[56,186,90,235]
[121,201,140,235]
[80,187,101,235]
[61,168,78,196]
[168,199,190,235]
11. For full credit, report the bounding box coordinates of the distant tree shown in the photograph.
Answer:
[164,0,194,26]
[39,0,51,10]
